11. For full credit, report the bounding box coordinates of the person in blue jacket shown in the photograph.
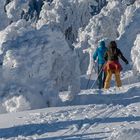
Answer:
[93,40,107,89]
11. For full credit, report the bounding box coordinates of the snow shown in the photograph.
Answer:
[0,0,140,139]
[0,19,80,113]
[0,0,10,30]
[75,0,128,74]
[117,0,140,66]
[37,0,106,46]
[131,34,140,74]
[1,76,140,139]
[110,128,140,140]
[5,0,29,21]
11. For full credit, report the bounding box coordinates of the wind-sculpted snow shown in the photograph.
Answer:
[0,20,80,113]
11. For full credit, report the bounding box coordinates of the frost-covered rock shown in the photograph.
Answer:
[0,19,80,113]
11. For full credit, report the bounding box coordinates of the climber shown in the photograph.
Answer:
[93,40,107,89]
[103,41,129,89]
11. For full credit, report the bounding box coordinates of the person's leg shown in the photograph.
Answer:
[103,70,106,88]
[114,70,122,87]
[98,64,103,89]
[104,70,112,89]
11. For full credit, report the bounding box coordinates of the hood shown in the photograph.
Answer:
[98,40,106,49]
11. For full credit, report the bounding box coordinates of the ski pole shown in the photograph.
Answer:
[86,63,97,89]
[127,63,132,85]
[90,65,104,89]
[86,65,94,89]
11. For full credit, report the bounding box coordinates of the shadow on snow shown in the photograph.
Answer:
[0,115,140,139]
[69,86,140,106]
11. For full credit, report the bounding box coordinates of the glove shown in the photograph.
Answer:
[93,60,96,65]
[125,60,129,65]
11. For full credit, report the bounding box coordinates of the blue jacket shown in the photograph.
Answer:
[93,41,107,64]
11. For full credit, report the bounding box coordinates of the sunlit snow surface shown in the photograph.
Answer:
[0,70,140,139]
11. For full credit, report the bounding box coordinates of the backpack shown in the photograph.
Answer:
[107,45,119,61]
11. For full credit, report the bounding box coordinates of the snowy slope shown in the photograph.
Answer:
[0,71,140,139]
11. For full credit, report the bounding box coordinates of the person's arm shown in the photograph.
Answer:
[118,49,129,64]
[93,48,98,61]
[104,51,108,61]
